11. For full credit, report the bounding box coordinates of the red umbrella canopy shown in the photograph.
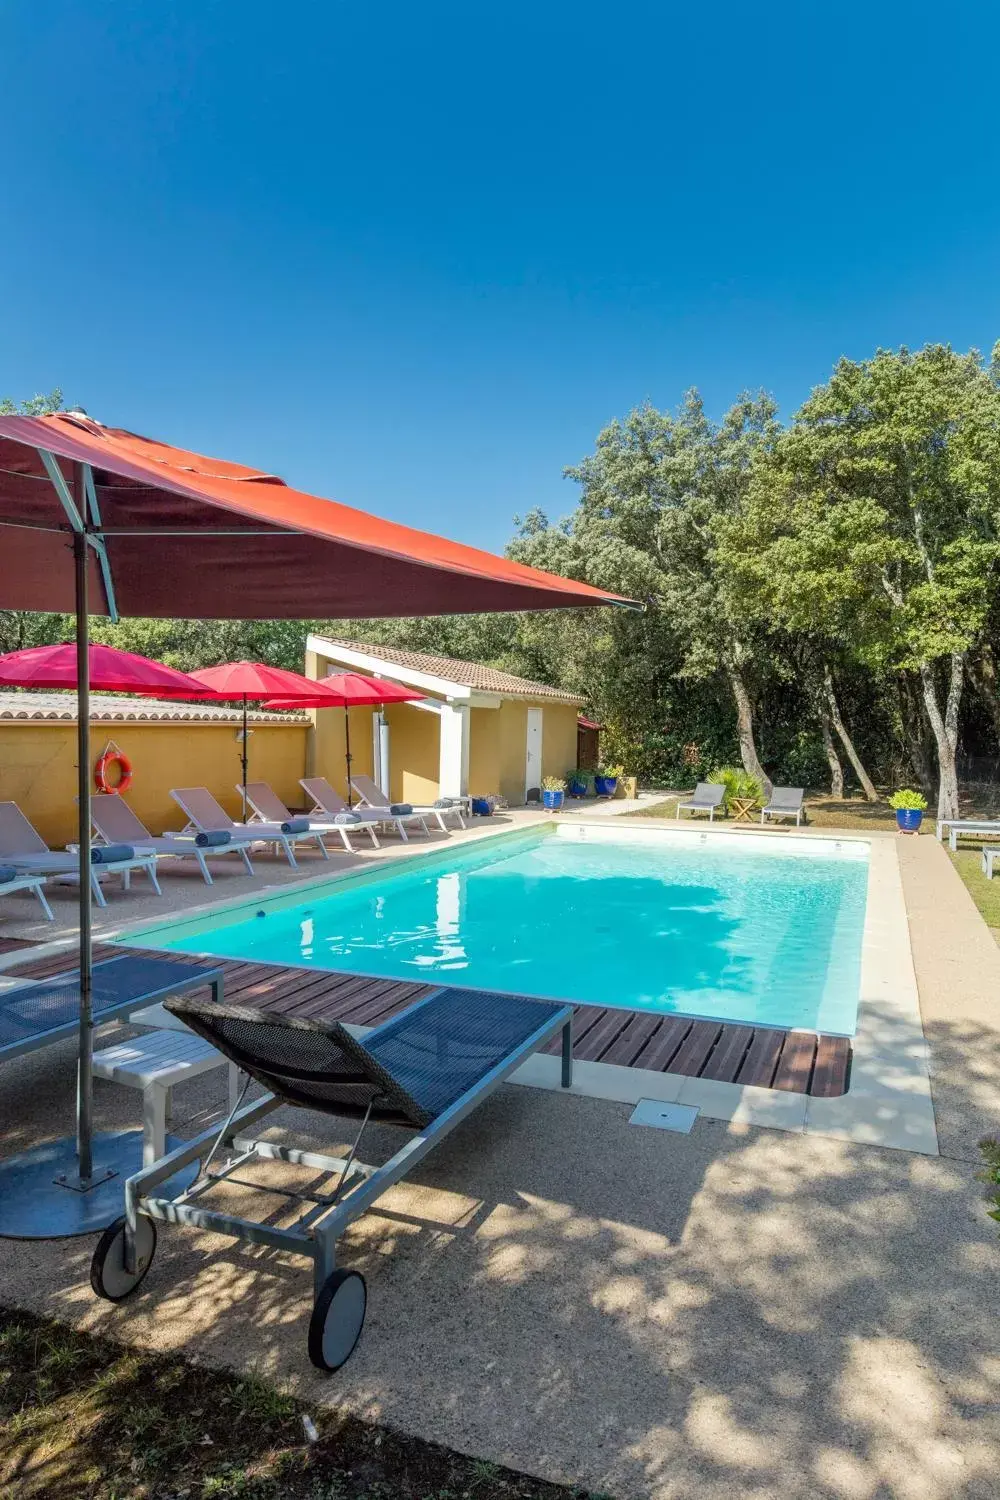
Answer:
[0,642,213,697]
[186,661,342,702]
[0,413,635,619]
[265,671,425,709]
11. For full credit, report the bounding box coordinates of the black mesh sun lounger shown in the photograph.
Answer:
[91,984,574,1373]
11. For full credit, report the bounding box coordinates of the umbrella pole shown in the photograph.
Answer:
[73,529,95,1184]
[344,704,353,806]
[241,694,249,821]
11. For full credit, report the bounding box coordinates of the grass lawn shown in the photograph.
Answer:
[0,1308,605,1500]
[948,846,1000,939]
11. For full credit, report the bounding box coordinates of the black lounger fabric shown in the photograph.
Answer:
[166,987,562,1130]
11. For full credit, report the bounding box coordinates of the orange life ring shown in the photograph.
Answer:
[95,750,133,795]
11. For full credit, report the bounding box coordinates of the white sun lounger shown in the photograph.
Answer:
[936,818,1000,851]
[92,793,255,883]
[760,786,804,826]
[0,802,160,908]
[351,773,464,831]
[169,788,329,869]
[300,777,428,842]
[241,782,380,852]
[0,867,54,920]
[676,782,726,822]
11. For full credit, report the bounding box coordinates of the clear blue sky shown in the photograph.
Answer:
[2,3,998,551]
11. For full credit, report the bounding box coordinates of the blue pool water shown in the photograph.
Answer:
[150,828,869,1035]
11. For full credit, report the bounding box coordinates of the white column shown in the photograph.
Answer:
[439,703,470,799]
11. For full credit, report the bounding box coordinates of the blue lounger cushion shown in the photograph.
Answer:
[0,865,19,884]
[90,843,135,864]
[280,817,311,834]
[195,830,232,848]
[389,803,414,816]
[334,812,363,825]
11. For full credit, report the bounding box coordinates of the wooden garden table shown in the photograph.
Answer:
[729,796,759,823]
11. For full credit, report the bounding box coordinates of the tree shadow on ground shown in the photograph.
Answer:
[1,1020,999,1500]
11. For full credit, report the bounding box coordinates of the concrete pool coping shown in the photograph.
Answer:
[1,813,936,1155]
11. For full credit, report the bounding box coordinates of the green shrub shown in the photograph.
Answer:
[978,1138,1000,1225]
[541,775,567,792]
[706,765,764,805]
[888,788,929,811]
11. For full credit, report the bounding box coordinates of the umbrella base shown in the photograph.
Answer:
[0,1130,199,1239]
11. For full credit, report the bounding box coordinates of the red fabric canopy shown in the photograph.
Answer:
[0,413,634,619]
[187,661,343,702]
[265,671,424,709]
[0,642,212,697]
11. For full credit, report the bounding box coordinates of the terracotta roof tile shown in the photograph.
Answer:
[0,692,307,724]
[316,638,585,704]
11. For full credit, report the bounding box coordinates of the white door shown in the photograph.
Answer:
[372,712,390,797]
[525,708,543,800]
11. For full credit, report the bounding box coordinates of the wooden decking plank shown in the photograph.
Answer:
[599,1011,663,1066]
[735,1027,786,1088]
[772,1031,817,1094]
[630,1016,694,1072]
[699,1024,754,1083]
[3,938,853,1097]
[573,1007,635,1062]
[809,1035,851,1097]
[669,1020,724,1077]
[541,1004,606,1055]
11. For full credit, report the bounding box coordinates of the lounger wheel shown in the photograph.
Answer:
[90,1214,157,1302]
[308,1269,367,1371]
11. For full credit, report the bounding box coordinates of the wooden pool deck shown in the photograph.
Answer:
[5,941,852,1098]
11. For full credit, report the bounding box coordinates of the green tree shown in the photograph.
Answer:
[510,392,783,791]
[725,345,1000,818]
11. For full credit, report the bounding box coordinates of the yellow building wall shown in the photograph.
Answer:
[309,704,376,802]
[491,701,582,804]
[468,707,500,797]
[0,721,309,847]
[542,704,580,785]
[383,703,439,805]
[496,702,529,804]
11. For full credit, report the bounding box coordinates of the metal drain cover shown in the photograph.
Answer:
[629,1099,699,1133]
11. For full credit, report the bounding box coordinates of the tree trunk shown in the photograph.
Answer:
[823,666,878,801]
[918,655,963,821]
[895,672,936,797]
[725,662,772,797]
[818,706,844,798]
[967,644,1000,751]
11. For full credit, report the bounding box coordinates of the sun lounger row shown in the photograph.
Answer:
[0,777,468,918]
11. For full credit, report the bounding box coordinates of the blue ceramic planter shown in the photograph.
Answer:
[542,789,565,811]
[594,776,618,798]
[895,807,923,833]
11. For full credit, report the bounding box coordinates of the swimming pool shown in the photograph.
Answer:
[137,823,869,1035]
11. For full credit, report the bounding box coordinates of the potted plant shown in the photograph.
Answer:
[542,775,567,811]
[594,763,624,798]
[567,770,590,798]
[888,788,928,833]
